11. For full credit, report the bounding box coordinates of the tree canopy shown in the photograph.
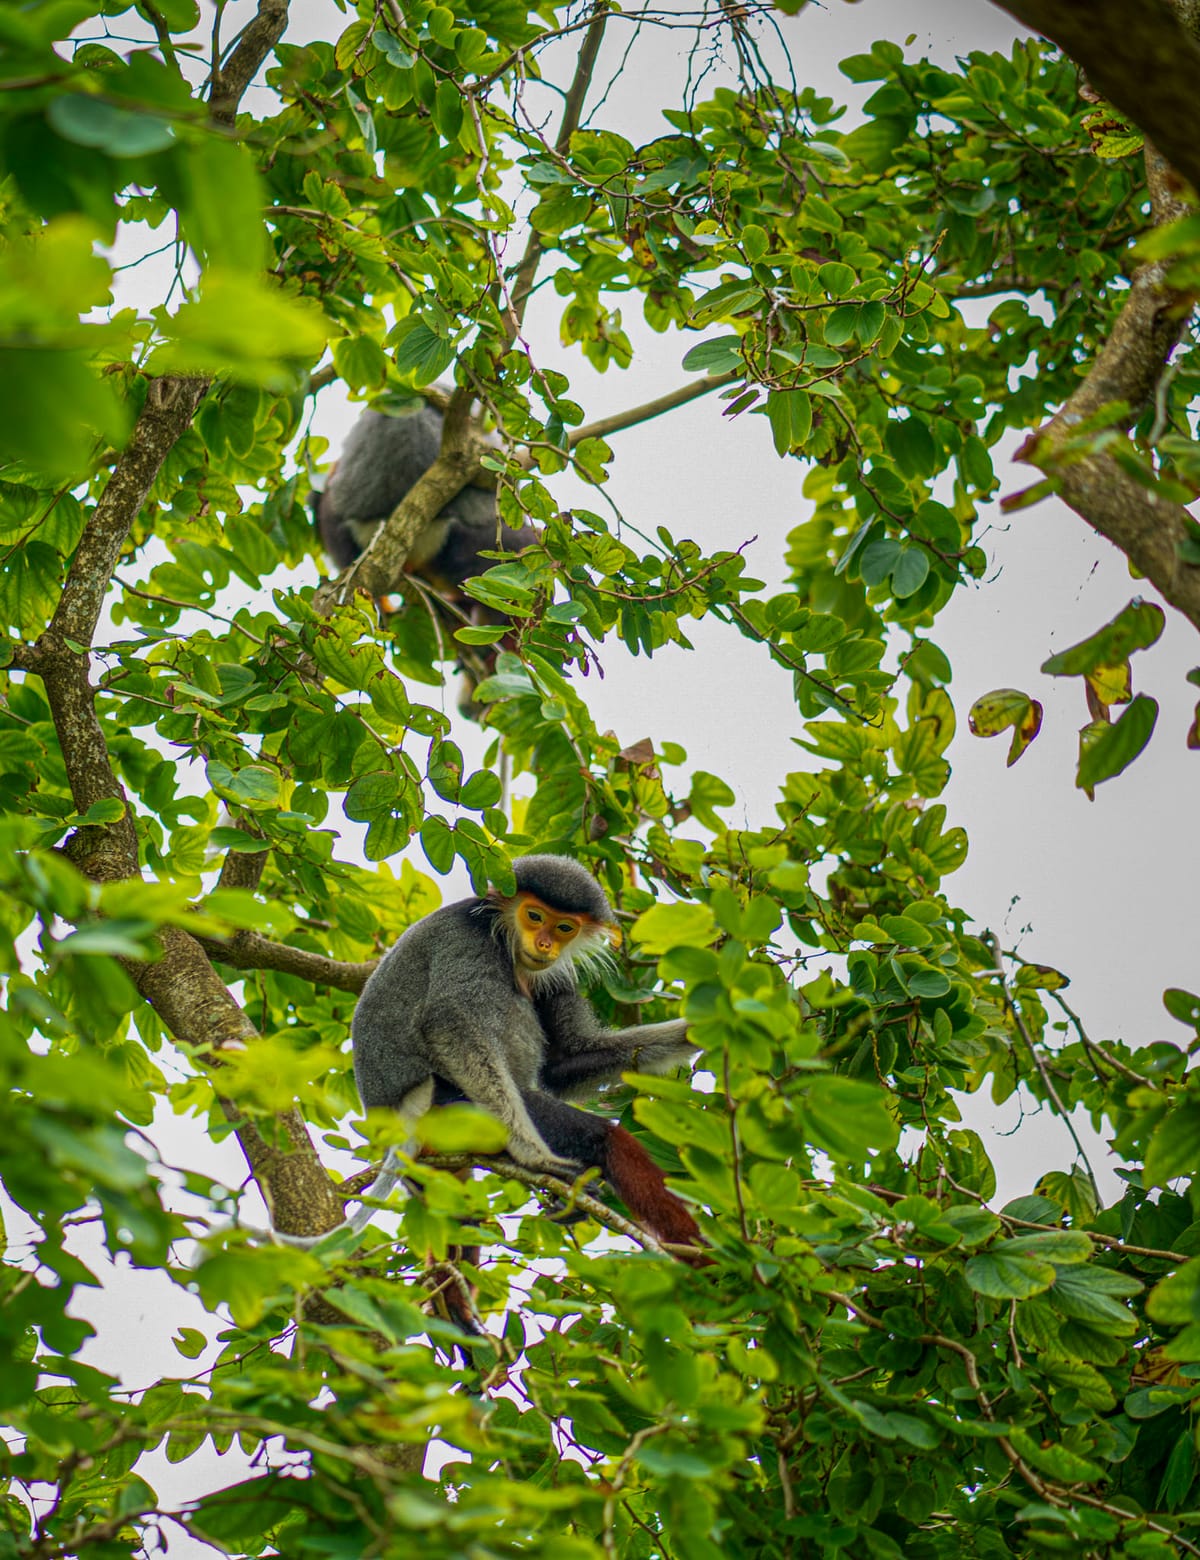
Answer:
[2,1,1200,1556]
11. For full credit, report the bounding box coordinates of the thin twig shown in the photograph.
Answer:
[986,936,1101,1207]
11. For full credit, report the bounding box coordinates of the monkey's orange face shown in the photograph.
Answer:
[512,893,589,970]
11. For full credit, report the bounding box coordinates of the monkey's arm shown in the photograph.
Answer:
[536,989,695,1099]
[423,1022,578,1175]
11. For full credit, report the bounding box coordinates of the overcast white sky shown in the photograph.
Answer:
[10,1,1199,1548]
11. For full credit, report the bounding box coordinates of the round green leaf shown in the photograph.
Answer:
[965,1245,1057,1299]
[891,546,930,598]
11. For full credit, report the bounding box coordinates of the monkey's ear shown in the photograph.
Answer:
[606,924,622,950]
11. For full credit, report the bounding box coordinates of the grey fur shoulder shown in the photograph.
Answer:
[327,406,443,524]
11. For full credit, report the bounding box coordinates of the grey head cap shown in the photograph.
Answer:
[509,854,615,924]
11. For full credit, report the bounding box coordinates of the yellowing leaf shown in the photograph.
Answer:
[631,900,717,954]
[1085,660,1132,712]
[968,688,1043,766]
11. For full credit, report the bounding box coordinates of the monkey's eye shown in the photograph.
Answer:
[556,922,578,937]
[526,907,544,924]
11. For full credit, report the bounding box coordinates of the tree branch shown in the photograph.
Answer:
[209,0,290,125]
[216,838,269,893]
[503,1,610,345]
[555,2,609,156]
[993,0,1200,194]
[13,0,361,1249]
[26,382,344,1242]
[49,377,209,654]
[312,424,491,611]
[567,370,741,448]
[350,1150,671,1256]
[30,378,209,880]
[195,929,376,994]
[1010,147,1200,632]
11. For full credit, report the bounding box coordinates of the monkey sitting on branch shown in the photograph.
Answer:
[352,853,708,1264]
[311,403,539,704]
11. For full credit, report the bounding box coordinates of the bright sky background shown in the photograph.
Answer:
[9,1,1199,1549]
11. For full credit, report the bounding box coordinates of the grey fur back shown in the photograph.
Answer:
[353,899,545,1105]
[328,406,442,523]
[315,405,537,572]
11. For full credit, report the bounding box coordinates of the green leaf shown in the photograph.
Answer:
[891,546,930,598]
[879,914,931,947]
[886,416,937,479]
[151,272,327,386]
[178,136,267,273]
[460,769,502,809]
[139,0,200,27]
[1037,1167,1097,1222]
[427,739,464,803]
[48,95,175,157]
[859,537,901,588]
[631,901,717,954]
[414,1103,507,1154]
[824,305,858,346]
[1146,1101,1200,1189]
[741,222,768,262]
[688,770,735,831]
[906,967,951,997]
[965,1243,1057,1299]
[365,815,410,861]
[1007,1429,1105,1484]
[1004,1230,1092,1262]
[206,760,282,810]
[1157,1429,1197,1511]
[681,335,743,373]
[1148,1259,1200,1325]
[941,1205,1002,1247]
[803,1075,899,1159]
[56,921,156,959]
[1000,1194,1063,1224]
[766,389,812,456]
[420,815,455,873]
[1042,598,1165,676]
[173,1327,207,1359]
[1049,1265,1140,1330]
[73,798,127,826]
[195,1246,323,1329]
[390,318,456,385]
[1164,988,1200,1029]
[0,348,129,480]
[434,79,464,141]
[344,770,399,822]
[818,260,856,294]
[331,332,389,391]
[1125,1386,1192,1420]
[1076,694,1158,793]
